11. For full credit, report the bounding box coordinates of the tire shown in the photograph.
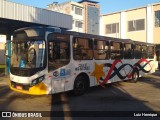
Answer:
[73,76,88,96]
[131,70,139,83]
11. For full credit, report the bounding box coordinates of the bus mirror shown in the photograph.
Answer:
[4,42,11,58]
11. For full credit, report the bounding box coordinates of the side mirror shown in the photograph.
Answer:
[4,42,11,58]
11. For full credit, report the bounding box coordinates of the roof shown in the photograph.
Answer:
[78,0,99,4]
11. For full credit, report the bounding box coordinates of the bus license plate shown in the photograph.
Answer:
[16,85,22,90]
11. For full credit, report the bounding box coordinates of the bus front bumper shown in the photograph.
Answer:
[10,81,47,95]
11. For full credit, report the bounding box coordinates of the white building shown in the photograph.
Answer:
[47,1,84,33]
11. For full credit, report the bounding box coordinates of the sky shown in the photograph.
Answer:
[9,0,160,14]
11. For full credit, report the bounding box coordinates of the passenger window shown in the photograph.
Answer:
[134,44,141,59]
[111,42,123,59]
[148,46,154,59]
[73,37,93,60]
[141,45,148,58]
[48,33,70,71]
[94,40,109,60]
[124,43,133,59]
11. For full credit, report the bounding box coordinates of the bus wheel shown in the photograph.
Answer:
[131,70,139,83]
[73,76,87,96]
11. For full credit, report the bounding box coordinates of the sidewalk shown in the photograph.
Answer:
[0,75,9,85]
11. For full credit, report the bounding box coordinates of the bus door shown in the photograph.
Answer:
[48,33,70,93]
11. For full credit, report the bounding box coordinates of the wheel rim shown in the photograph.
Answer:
[133,72,138,80]
[75,80,85,93]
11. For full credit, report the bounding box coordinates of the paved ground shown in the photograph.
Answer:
[0,71,160,120]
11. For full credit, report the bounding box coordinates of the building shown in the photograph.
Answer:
[47,0,100,35]
[47,1,84,33]
[79,0,100,34]
[100,2,160,45]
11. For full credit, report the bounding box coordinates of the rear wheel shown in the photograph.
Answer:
[131,70,139,83]
[73,76,88,96]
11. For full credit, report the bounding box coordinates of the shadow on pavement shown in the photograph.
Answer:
[50,82,160,120]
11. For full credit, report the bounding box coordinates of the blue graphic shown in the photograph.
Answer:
[60,69,65,76]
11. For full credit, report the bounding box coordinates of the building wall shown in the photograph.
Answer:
[81,2,100,35]
[101,3,160,44]
[125,8,147,42]
[102,13,121,38]
[70,2,84,32]
[100,7,153,42]
[153,4,160,44]
[47,1,84,33]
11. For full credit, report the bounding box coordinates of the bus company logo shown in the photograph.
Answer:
[75,63,90,71]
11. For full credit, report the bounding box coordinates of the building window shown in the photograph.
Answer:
[155,10,160,27]
[75,7,82,15]
[128,19,145,31]
[106,23,119,34]
[75,21,83,28]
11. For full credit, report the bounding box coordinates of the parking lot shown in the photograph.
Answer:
[0,71,160,120]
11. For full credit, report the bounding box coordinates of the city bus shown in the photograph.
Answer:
[9,26,156,95]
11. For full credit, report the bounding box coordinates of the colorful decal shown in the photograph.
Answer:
[91,59,153,87]
[75,63,90,71]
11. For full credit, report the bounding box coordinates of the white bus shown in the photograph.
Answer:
[9,26,156,95]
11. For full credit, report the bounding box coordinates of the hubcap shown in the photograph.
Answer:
[76,80,85,93]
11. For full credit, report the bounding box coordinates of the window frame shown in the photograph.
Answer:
[106,23,119,34]
[110,41,123,60]
[134,44,142,59]
[93,39,110,60]
[128,19,145,32]
[47,33,71,71]
[73,37,93,60]
[124,43,134,59]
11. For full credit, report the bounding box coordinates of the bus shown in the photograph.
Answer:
[8,26,156,95]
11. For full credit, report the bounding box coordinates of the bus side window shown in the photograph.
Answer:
[148,46,154,59]
[134,44,141,59]
[141,45,148,59]
[124,43,133,59]
[111,42,123,59]
[94,39,109,60]
[73,37,93,60]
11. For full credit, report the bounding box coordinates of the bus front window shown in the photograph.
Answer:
[11,40,46,69]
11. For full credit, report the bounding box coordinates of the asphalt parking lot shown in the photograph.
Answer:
[0,71,160,120]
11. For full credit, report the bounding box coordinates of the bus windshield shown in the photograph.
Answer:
[11,40,46,69]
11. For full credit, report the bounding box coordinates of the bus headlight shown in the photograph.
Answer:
[31,75,45,86]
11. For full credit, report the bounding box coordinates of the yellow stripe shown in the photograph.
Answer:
[10,82,47,95]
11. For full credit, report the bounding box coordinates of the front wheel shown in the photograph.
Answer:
[131,70,139,83]
[73,76,88,96]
